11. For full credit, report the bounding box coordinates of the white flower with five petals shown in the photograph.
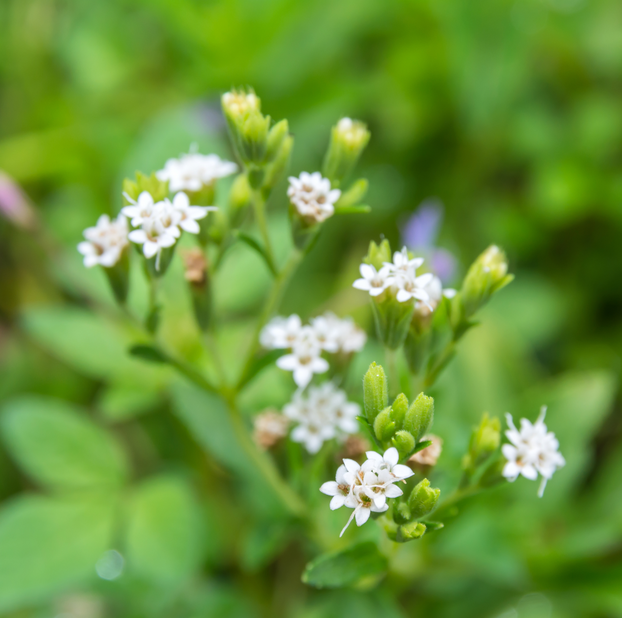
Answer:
[170,192,216,234]
[78,214,128,268]
[352,263,393,297]
[276,339,329,388]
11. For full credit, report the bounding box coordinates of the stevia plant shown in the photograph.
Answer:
[2,88,566,602]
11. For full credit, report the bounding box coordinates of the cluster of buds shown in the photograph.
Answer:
[221,89,292,190]
[322,117,370,187]
[362,362,435,460]
[283,382,360,453]
[261,313,366,388]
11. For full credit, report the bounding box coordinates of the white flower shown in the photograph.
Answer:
[78,214,128,268]
[283,383,360,454]
[309,313,342,353]
[414,275,457,315]
[321,448,413,537]
[384,247,424,276]
[127,200,181,265]
[352,263,393,297]
[394,268,434,305]
[121,191,156,227]
[260,315,306,349]
[320,464,351,510]
[287,171,341,223]
[276,339,329,388]
[170,192,216,234]
[362,447,415,481]
[502,407,565,497]
[336,316,367,353]
[156,152,237,193]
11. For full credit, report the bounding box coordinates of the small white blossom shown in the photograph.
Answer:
[78,214,128,268]
[156,152,237,193]
[260,315,306,349]
[170,191,216,234]
[287,171,341,223]
[276,339,329,388]
[284,383,360,454]
[321,447,413,537]
[127,199,181,266]
[336,316,367,353]
[384,247,424,276]
[309,313,342,353]
[121,191,156,227]
[414,275,457,316]
[502,407,565,497]
[352,263,393,297]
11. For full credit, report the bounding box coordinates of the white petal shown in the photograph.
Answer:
[181,219,200,234]
[355,507,371,527]
[143,241,159,259]
[396,289,412,303]
[383,447,399,466]
[343,459,360,474]
[276,354,298,371]
[293,367,313,388]
[521,465,538,481]
[384,484,403,499]
[359,263,375,279]
[320,481,339,496]
[128,229,147,244]
[330,495,346,510]
[352,279,371,291]
[392,464,415,479]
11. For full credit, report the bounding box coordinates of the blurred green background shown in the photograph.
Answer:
[1,0,621,616]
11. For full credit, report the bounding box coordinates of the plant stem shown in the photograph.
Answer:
[385,347,399,397]
[252,188,276,271]
[236,249,302,389]
[225,395,306,518]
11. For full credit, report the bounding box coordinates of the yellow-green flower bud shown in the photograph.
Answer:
[459,245,513,320]
[404,393,434,442]
[221,89,261,122]
[364,239,391,270]
[394,501,412,524]
[391,393,409,429]
[363,362,388,424]
[462,413,501,475]
[122,172,168,204]
[396,521,427,542]
[228,173,253,228]
[263,134,293,192]
[323,117,370,186]
[373,406,396,442]
[265,119,290,162]
[391,430,415,459]
[408,478,440,519]
[336,178,368,209]
[237,111,271,166]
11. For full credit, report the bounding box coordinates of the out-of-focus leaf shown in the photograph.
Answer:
[0,494,116,613]
[241,521,290,572]
[124,475,205,585]
[302,541,388,589]
[21,305,171,389]
[0,395,128,491]
[97,385,162,421]
[128,344,168,364]
[238,349,284,390]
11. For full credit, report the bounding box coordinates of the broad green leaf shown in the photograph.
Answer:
[20,305,171,389]
[97,385,162,421]
[0,494,116,613]
[302,542,388,589]
[0,395,128,491]
[124,475,205,584]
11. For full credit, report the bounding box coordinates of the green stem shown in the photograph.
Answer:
[252,188,276,270]
[225,395,306,518]
[385,347,399,397]
[433,483,481,519]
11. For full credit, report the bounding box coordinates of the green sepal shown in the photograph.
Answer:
[396,521,426,543]
[364,239,391,271]
[403,393,434,442]
[391,393,409,429]
[391,430,415,459]
[408,478,440,519]
[103,250,130,306]
[122,172,169,203]
[373,407,395,442]
[335,178,368,208]
[370,294,415,350]
[393,501,412,525]
[419,521,444,531]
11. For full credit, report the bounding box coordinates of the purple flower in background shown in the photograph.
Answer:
[0,172,37,230]
[401,198,456,283]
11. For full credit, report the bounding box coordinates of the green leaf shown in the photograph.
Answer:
[129,344,168,364]
[0,494,116,613]
[302,542,388,589]
[0,396,128,491]
[124,475,205,584]
[21,305,171,389]
[334,204,371,215]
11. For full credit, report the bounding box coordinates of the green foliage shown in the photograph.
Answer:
[124,475,205,584]
[0,495,116,613]
[302,542,387,589]
[0,396,128,491]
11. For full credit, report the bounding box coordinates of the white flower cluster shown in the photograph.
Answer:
[284,382,360,454]
[502,407,565,497]
[287,171,341,223]
[122,191,216,269]
[353,247,455,309]
[321,447,414,537]
[261,312,367,388]
[156,151,237,193]
[78,214,129,268]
